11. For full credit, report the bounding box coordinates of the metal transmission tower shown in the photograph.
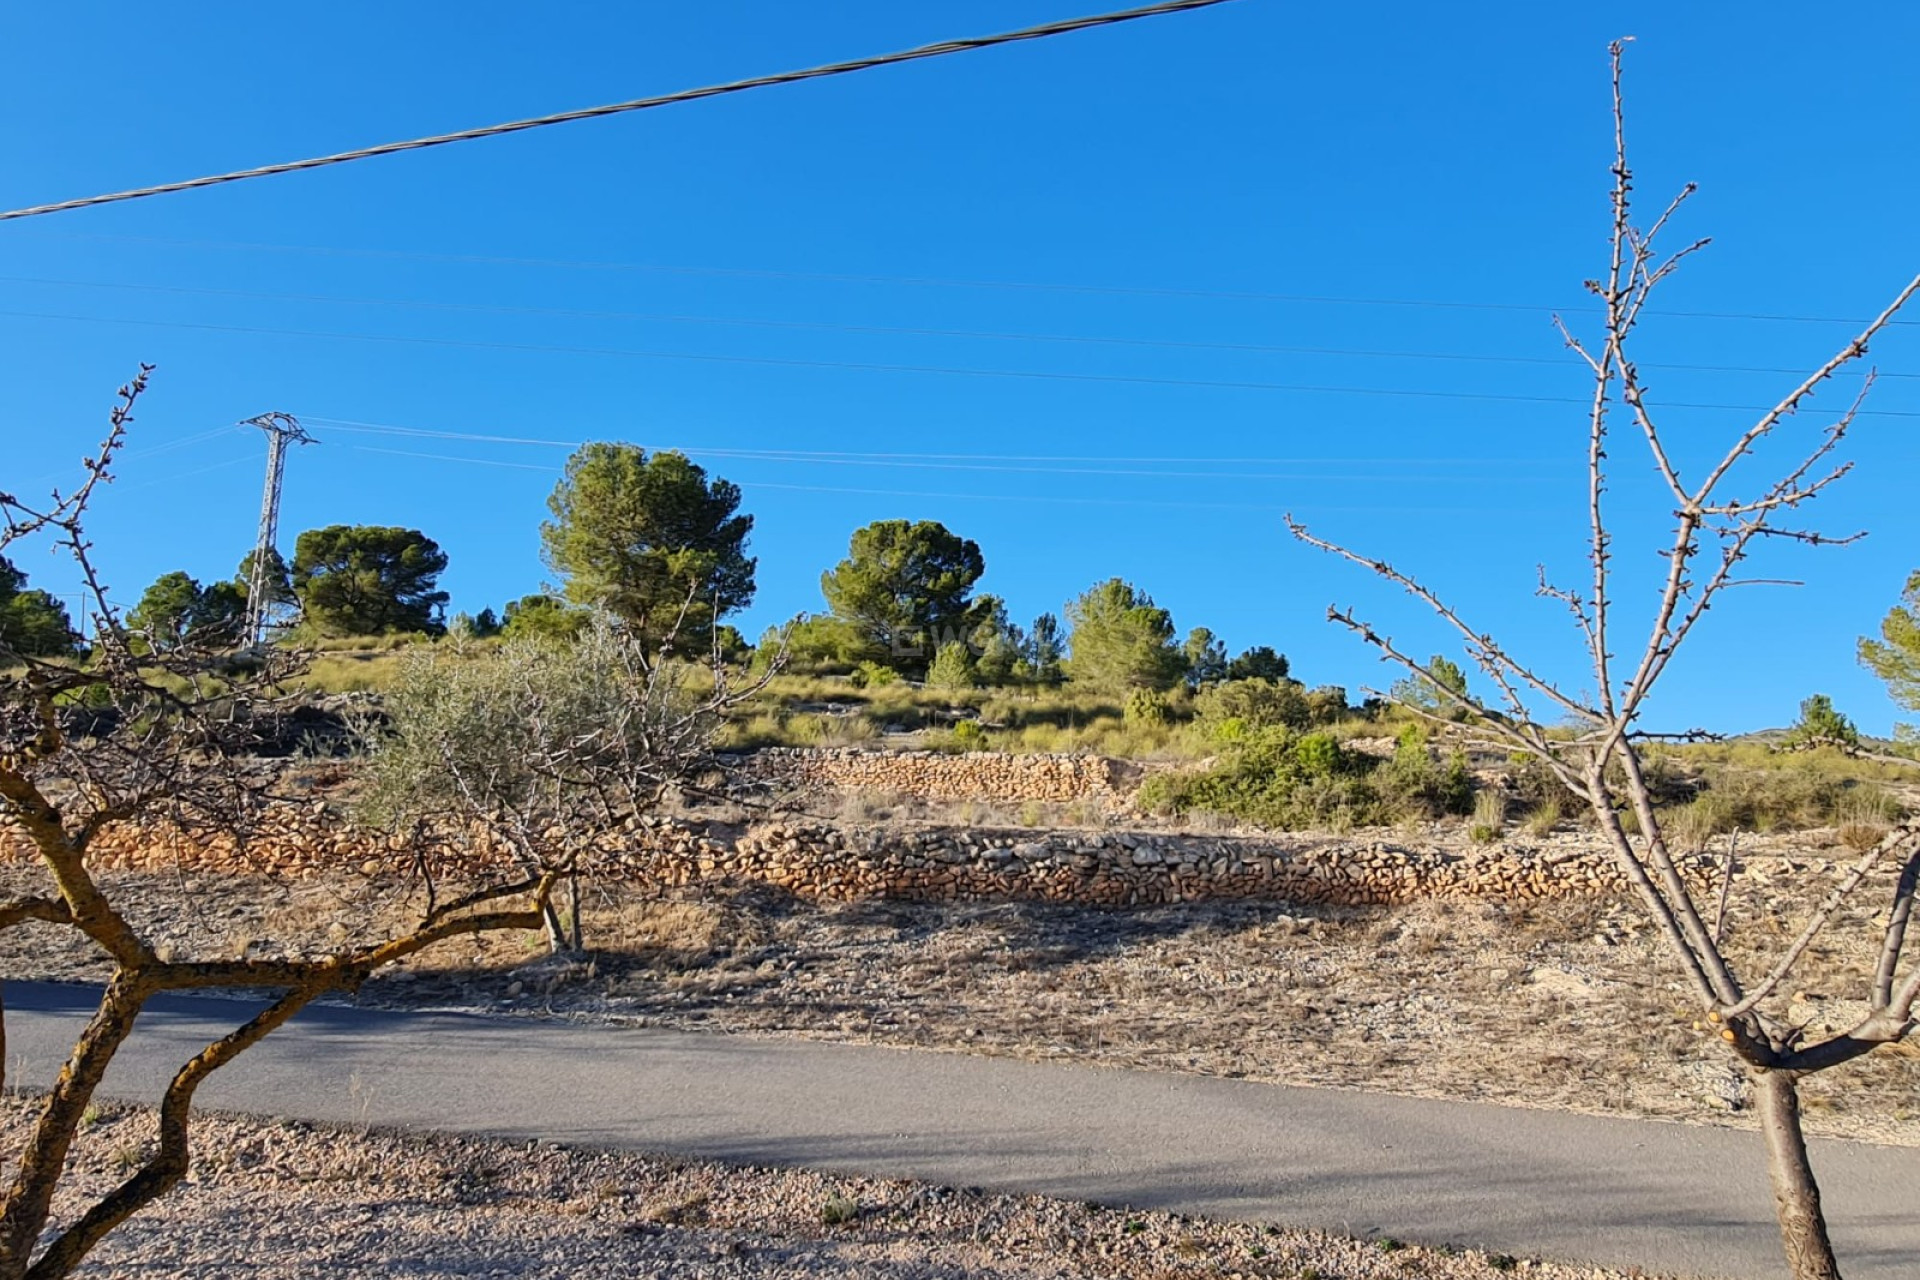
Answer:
[240,412,314,648]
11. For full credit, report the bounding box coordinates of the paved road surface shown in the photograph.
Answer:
[7,981,1916,1279]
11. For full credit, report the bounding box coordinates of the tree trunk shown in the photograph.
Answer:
[0,977,147,1280]
[1754,1068,1843,1280]
[539,898,567,956]
[564,871,583,954]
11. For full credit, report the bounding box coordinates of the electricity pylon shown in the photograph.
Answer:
[240,412,314,648]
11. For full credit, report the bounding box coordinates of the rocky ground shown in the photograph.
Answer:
[5,834,1915,1148]
[6,1097,1657,1279]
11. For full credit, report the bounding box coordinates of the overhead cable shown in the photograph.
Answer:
[9,307,1912,417]
[24,231,1917,328]
[342,445,1552,517]
[6,273,1911,376]
[0,0,1237,222]
[303,417,1555,466]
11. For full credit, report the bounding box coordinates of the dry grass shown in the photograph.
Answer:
[1521,797,1562,837]
[297,653,392,694]
[1470,789,1506,842]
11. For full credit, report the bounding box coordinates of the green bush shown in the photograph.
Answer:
[1195,677,1309,735]
[1304,684,1353,725]
[773,614,861,672]
[1137,726,1380,828]
[849,660,900,689]
[500,594,585,644]
[1124,687,1171,727]
[926,641,978,691]
[1375,725,1473,818]
[1507,750,1580,812]
[978,695,1024,726]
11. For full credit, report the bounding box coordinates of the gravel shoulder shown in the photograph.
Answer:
[9,1097,1658,1279]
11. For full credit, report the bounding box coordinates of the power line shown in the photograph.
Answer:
[117,452,258,493]
[7,273,1913,378]
[306,417,1556,467]
[25,230,1920,329]
[10,306,1913,417]
[19,423,243,489]
[343,444,1554,517]
[344,440,1521,484]
[119,423,238,460]
[0,0,1238,223]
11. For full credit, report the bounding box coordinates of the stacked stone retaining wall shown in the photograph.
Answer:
[3,808,1733,908]
[731,748,1132,809]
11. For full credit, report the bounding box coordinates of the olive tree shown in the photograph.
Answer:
[357,604,782,955]
[0,370,558,1280]
[1291,46,1919,1280]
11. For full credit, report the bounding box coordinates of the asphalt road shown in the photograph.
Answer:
[6,980,1916,1279]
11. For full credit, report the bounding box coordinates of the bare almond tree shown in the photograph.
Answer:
[1289,44,1919,1280]
[0,370,559,1280]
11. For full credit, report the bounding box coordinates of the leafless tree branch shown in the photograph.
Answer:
[1293,43,1920,1275]
[1,370,559,1279]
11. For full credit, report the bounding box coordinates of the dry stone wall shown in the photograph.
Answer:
[731,748,1131,809]
[613,819,1720,906]
[2,808,1728,907]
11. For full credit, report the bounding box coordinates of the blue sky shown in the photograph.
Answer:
[3,2,1917,733]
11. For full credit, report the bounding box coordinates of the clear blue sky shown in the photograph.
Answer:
[3,2,1916,733]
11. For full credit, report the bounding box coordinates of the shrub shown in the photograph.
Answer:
[1304,684,1352,725]
[1835,784,1902,850]
[978,695,1023,726]
[1194,677,1308,735]
[926,641,978,691]
[1137,726,1380,828]
[1124,687,1171,727]
[766,613,859,672]
[1375,725,1473,818]
[949,720,988,752]
[1507,749,1577,810]
[500,593,585,644]
[1136,766,1191,817]
[849,660,900,689]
